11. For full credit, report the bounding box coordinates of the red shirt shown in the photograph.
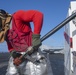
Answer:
[6,10,43,52]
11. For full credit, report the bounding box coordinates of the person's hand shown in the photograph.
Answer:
[27,34,41,54]
[10,50,25,66]
[13,57,22,66]
[13,55,24,66]
[32,33,42,48]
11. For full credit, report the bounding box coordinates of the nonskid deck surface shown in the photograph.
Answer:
[0,52,64,75]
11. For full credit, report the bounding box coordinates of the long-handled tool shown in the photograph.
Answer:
[20,12,76,63]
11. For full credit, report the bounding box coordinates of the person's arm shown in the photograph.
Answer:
[14,10,43,48]
[6,41,25,66]
[6,40,14,52]
[13,10,43,34]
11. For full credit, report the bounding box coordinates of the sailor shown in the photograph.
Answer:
[0,9,47,75]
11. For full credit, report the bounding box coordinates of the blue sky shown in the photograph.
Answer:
[0,0,71,52]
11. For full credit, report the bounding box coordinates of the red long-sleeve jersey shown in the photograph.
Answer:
[6,10,43,52]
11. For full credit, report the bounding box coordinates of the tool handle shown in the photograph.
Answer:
[41,12,76,42]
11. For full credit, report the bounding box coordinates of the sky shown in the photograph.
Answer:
[0,0,72,52]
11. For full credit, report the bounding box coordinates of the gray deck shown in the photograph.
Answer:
[0,52,64,75]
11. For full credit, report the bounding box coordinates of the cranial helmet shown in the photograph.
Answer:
[0,9,7,31]
[0,9,11,43]
[0,9,7,19]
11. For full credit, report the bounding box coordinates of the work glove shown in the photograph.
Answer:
[32,34,42,47]
[28,34,42,54]
[10,50,25,66]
